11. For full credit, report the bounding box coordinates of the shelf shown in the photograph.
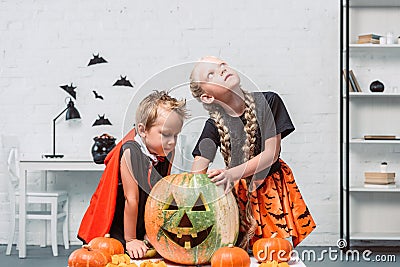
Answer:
[350,232,400,240]
[349,185,400,193]
[347,0,400,7]
[350,138,400,144]
[348,92,400,98]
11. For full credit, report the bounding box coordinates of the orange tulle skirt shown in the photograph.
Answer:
[234,159,316,247]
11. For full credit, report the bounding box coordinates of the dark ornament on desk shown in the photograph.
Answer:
[91,133,116,164]
[92,90,104,100]
[370,80,384,92]
[92,114,112,126]
[60,83,77,99]
[87,53,108,66]
[113,75,134,87]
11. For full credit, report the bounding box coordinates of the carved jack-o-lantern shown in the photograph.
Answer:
[145,173,239,265]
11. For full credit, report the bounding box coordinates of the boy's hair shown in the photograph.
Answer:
[135,90,189,129]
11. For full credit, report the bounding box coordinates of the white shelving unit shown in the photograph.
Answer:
[340,0,400,247]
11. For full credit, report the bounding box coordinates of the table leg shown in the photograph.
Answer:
[18,169,27,258]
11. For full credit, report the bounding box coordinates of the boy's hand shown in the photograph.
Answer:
[126,239,148,259]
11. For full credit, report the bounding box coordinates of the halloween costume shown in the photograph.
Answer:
[78,129,172,245]
[192,91,316,247]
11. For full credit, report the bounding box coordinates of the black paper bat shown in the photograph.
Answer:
[60,83,77,99]
[265,203,273,206]
[301,231,308,236]
[251,201,259,206]
[297,207,310,220]
[255,209,260,214]
[287,180,296,184]
[302,219,311,228]
[88,54,108,66]
[92,90,104,100]
[286,228,293,233]
[92,114,112,127]
[275,223,288,230]
[268,212,288,220]
[113,75,134,87]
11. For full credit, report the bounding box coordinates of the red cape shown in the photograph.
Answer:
[77,129,136,243]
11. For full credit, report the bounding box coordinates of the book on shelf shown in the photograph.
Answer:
[364,183,397,189]
[357,33,381,44]
[342,69,355,92]
[349,70,362,92]
[364,172,395,179]
[365,178,395,185]
[364,135,397,140]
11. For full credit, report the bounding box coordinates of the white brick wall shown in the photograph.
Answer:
[0,0,339,246]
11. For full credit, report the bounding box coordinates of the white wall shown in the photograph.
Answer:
[0,0,339,246]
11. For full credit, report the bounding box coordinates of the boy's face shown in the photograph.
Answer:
[141,107,183,156]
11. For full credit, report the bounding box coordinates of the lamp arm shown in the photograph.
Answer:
[51,106,69,156]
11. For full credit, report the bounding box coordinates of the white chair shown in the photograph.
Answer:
[6,147,69,256]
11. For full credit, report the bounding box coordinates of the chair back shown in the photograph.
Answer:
[7,147,20,192]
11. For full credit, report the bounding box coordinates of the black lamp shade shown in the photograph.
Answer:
[66,100,81,120]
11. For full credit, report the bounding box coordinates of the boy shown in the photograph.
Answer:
[78,90,188,259]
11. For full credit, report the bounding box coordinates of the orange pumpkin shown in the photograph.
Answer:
[253,233,292,263]
[68,245,110,267]
[145,173,239,265]
[89,233,125,256]
[210,244,250,267]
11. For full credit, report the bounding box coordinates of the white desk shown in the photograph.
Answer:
[18,159,104,258]
[132,257,306,266]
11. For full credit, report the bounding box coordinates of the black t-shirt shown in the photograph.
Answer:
[109,140,171,246]
[192,91,294,177]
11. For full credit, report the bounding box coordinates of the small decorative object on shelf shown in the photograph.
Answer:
[380,162,388,173]
[91,133,116,164]
[370,80,384,92]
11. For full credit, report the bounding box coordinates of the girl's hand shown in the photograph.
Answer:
[208,169,235,194]
[125,239,149,259]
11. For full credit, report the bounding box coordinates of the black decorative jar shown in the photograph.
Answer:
[370,80,384,92]
[91,133,116,164]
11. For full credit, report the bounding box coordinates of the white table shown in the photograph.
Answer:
[132,257,306,266]
[18,159,104,258]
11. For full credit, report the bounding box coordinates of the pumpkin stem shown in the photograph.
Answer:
[82,244,92,251]
[228,244,234,248]
[271,232,278,238]
[104,233,111,238]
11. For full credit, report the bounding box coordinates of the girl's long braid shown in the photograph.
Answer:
[239,91,258,249]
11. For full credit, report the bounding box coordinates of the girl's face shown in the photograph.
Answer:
[140,107,183,156]
[192,57,241,101]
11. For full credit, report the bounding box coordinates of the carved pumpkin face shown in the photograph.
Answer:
[145,173,239,265]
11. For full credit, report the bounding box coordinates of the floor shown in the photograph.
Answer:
[1,245,399,266]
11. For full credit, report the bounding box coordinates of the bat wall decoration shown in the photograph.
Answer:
[92,90,104,100]
[92,114,112,126]
[113,75,134,87]
[88,54,108,66]
[60,83,77,99]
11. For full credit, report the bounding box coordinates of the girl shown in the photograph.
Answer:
[78,91,189,258]
[189,56,316,249]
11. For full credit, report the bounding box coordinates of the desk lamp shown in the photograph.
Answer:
[44,98,81,158]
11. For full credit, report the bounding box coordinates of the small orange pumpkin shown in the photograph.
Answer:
[259,261,290,267]
[68,245,110,267]
[210,244,250,267]
[253,233,292,263]
[89,233,125,256]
